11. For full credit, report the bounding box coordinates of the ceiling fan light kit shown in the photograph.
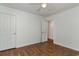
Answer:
[41,3,47,8]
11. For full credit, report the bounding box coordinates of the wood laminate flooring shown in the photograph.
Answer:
[0,41,79,56]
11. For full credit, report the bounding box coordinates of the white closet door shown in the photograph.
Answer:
[0,13,16,51]
[41,20,48,42]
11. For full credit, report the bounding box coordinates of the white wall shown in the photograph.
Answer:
[48,6,79,51]
[0,5,46,48]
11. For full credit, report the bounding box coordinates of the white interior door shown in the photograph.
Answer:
[0,13,16,51]
[41,20,48,42]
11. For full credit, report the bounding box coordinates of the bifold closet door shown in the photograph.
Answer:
[0,13,16,51]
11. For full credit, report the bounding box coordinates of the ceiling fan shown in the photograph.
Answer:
[41,3,48,8]
[29,3,48,11]
[37,3,48,11]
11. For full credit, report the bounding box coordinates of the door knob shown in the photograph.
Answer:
[13,33,16,35]
[42,32,44,33]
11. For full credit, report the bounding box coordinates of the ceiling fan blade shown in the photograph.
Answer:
[37,7,42,11]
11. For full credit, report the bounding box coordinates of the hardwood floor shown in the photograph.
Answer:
[0,41,79,56]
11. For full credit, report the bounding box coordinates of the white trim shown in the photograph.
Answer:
[54,41,79,51]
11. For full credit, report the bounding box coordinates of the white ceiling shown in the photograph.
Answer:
[0,3,79,17]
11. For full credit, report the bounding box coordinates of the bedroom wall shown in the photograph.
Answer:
[0,5,46,48]
[47,6,79,51]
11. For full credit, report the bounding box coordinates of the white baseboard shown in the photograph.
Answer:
[16,41,41,48]
[54,41,79,52]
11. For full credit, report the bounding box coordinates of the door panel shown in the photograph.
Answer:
[0,13,16,51]
[41,20,48,42]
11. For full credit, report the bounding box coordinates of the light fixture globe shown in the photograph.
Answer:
[41,3,47,8]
